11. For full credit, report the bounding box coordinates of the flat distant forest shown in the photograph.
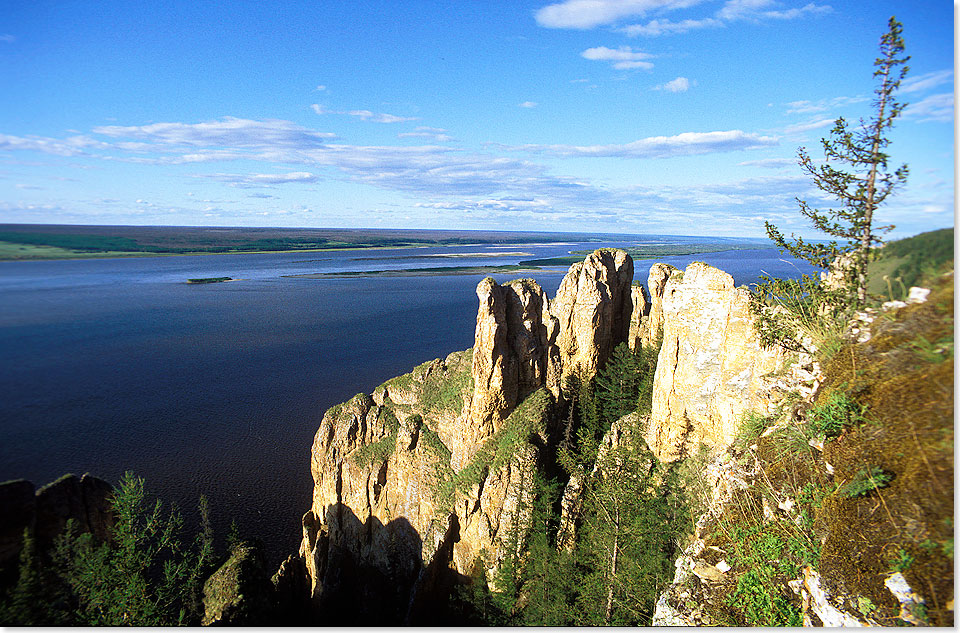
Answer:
[0,224,602,260]
[0,224,765,261]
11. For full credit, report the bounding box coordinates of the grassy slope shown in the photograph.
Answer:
[696,251,953,626]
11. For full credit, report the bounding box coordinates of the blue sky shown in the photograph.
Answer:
[0,1,954,238]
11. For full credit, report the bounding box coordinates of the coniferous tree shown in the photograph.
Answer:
[575,431,687,626]
[754,17,909,350]
[53,472,214,626]
[766,16,908,306]
[516,475,577,626]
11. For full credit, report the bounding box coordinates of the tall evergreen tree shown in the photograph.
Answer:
[763,17,909,308]
[575,430,687,625]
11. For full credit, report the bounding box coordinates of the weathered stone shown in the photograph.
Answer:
[0,479,36,568]
[203,540,276,626]
[552,249,634,383]
[294,249,637,624]
[647,262,786,461]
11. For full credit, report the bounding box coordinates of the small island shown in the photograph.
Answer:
[187,277,233,284]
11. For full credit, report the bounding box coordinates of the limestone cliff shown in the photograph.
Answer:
[293,249,637,624]
[286,253,847,625]
[646,262,789,462]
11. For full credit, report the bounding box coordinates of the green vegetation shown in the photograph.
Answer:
[0,472,219,626]
[868,227,954,299]
[841,466,892,497]
[807,390,867,438]
[753,17,911,352]
[284,264,538,278]
[519,242,762,267]
[187,277,232,284]
[0,224,600,261]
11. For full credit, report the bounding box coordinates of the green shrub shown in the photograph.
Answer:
[808,391,866,438]
[842,466,892,497]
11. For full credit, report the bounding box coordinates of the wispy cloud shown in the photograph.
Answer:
[198,171,319,188]
[654,76,693,92]
[535,0,708,30]
[900,69,953,94]
[904,93,953,123]
[738,157,795,168]
[519,101,539,108]
[504,129,778,158]
[397,126,454,142]
[581,45,654,70]
[782,117,835,135]
[785,95,867,114]
[0,34,15,44]
[311,103,418,123]
[93,117,335,148]
[0,133,107,156]
[716,0,831,22]
[621,17,720,36]
[538,0,833,37]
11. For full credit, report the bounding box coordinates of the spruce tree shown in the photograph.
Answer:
[755,17,909,350]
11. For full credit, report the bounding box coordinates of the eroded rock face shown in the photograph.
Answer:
[468,278,559,455]
[552,249,634,383]
[628,263,676,351]
[647,262,786,461]
[294,249,638,624]
[0,473,114,571]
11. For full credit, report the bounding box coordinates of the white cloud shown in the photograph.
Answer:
[93,117,335,148]
[717,0,831,21]
[506,129,778,158]
[0,34,14,43]
[397,127,454,142]
[738,157,795,168]
[619,0,831,37]
[581,45,654,70]
[900,70,953,94]
[785,95,867,114]
[904,93,953,123]
[519,101,539,108]
[0,133,107,156]
[654,76,693,92]
[312,103,418,123]
[535,0,707,29]
[315,85,327,91]
[621,17,720,36]
[198,171,318,187]
[782,117,835,135]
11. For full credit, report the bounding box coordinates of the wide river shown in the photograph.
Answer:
[0,236,817,566]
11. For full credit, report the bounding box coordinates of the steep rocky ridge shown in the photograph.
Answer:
[0,473,114,573]
[646,262,796,462]
[291,248,637,623]
[283,254,840,624]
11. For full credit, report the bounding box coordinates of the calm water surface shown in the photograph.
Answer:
[0,238,817,566]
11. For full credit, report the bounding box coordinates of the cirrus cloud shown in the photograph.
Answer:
[504,129,778,158]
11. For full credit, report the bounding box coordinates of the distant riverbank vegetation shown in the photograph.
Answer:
[0,225,607,261]
[0,224,769,262]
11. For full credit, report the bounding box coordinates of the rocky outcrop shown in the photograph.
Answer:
[203,540,277,626]
[0,473,114,572]
[629,262,676,351]
[292,249,638,624]
[468,278,560,464]
[646,262,787,461]
[552,249,634,383]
